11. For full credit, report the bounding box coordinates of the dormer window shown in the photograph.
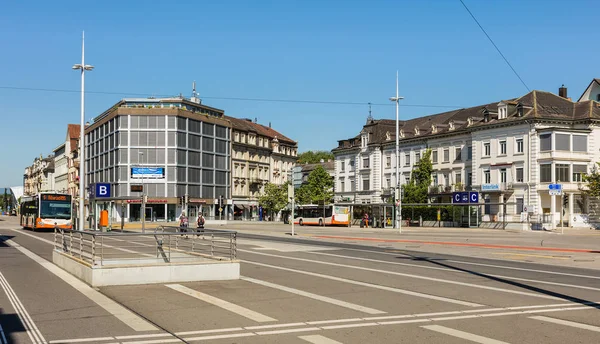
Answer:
[449,121,455,131]
[483,110,490,123]
[361,133,368,147]
[516,104,524,117]
[431,125,437,134]
[467,117,473,126]
[385,131,391,140]
[498,103,508,119]
[414,127,420,136]
[400,129,405,138]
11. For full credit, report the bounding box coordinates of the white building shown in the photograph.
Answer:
[333,82,600,228]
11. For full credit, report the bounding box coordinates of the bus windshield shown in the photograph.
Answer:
[40,200,72,219]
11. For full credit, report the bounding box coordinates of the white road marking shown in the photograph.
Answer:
[306,318,363,325]
[239,239,338,252]
[3,238,156,332]
[308,251,600,292]
[446,259,600,280]
[299,334,344,344]
[245,322,306,330]
[184,332,256,341]
[321,322,379,330]
[114,333,176,339]
[240,249,563,301]
[422,325,511,343]
[245,260,483,307]
[241,276,386,314]
[0,324,7,344]
[48,337,114,343]
[530,315,600,332]
[0,269,46,344]
[165,284,277,322]
[119,338,181,344]
[255,327,321,335]
[176,327,244,336]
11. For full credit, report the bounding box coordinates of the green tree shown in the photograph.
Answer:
[258,183,289,218]
[297,150,334,164]
[403,149,433,204]
[583,163,600,197]
[295,165,334,204]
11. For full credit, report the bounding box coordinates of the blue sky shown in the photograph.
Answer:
[0,0,598,187]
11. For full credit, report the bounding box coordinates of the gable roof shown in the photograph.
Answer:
[67,124,81,152]
[225,116,296,145]
[577,78,600,102]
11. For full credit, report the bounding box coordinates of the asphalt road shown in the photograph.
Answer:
[1,216,600,344]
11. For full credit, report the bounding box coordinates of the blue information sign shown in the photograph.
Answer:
[94,183,111,198]
[453,191,479,204]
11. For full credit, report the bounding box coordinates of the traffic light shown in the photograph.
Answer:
[563,194,569,208]
[184,194,189,205]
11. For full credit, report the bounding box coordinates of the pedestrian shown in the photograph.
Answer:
[364,213,369,228]
[179,211,188,236]
[197,213,205,231]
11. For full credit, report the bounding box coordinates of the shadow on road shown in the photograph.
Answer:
[1,307,26,343]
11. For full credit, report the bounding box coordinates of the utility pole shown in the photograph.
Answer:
[389,71,404,233]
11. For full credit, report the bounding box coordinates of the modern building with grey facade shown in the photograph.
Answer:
[84,96,231,222]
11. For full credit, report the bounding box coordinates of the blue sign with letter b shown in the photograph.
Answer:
[95,183,111,198]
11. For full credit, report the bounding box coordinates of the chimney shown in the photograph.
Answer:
[269,121,271,128]
[559,84,568,99]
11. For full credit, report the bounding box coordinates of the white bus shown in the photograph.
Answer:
[293,204,350,227]
[20,193,73,230]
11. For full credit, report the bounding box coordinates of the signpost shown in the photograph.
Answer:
[548,184,562,233]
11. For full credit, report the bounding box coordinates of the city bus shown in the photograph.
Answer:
[20,193,73,230]
[293,204,350,227]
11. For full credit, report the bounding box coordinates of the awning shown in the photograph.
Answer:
[235,204,247,210]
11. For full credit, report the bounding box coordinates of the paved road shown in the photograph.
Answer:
[1,216,600,343]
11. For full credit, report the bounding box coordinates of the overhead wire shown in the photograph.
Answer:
[459,0,530,92]
[0,86,464,109]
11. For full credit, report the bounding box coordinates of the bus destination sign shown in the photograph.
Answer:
[42,194,70,201]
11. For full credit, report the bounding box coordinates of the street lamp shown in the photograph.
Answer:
[139,151,146,233]
[389,71,404,233]
[72,31,94,231]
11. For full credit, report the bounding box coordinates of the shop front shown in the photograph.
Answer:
[127,198,177,222]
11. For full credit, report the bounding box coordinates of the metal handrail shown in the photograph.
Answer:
[54,226,237,266]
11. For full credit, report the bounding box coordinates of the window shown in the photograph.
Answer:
[362,178,370,191]
[455,172,462,184]
[405,153,410,166]
[386,178,391,188]
[433,175,439,185]
[516,167,524,182]
[467,146,472,160]
[455,147,462,161]
[484,142,491,157]
[498,106,507,119]
[516,138,524,153]
[467,172,472,186]
[555,164,569,182]
[350,158,355,167]
[540,133,552,151]
[516,197,524,213]
[573,165,587,182]
[573,135,587,152]
[500,168,507,183]
[540,164,552,182]
[415,152,421,164]
[340,161,345,172]
[484,170,491,184]
[555,133,570,151]
[499,141,507,155]
[432,150,438,163]
[340,179,345,192]
[386,156,391,168]
[443,149,449,162]
[574,194,586,213]
[363,157,370,168]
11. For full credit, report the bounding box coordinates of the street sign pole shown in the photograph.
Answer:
[561,193,564,235]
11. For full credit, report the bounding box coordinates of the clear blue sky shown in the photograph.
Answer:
[0,0,598,187]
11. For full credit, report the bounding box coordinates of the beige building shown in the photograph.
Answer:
[23,155,55,196]
[227,117,297,220]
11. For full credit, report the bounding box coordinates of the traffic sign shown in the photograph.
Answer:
[453,192,461,203]
[549,184,562,196]
[453,192,478,204]
[469,192,479,203]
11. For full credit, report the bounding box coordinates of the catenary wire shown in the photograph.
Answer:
[0,86,463,109]
[459,0,530,92]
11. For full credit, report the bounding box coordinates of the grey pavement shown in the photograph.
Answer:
[1,215,600,343]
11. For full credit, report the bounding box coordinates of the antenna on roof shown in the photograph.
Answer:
[367,102,374,123]
[191,81,201,104]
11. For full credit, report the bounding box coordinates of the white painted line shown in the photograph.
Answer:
[306,318,363,325]
[309,251,600,292]
[430,314,480,321]
[184,332,256,342]
[115,333,175,339]
[377,318,431,326]
[245,322,306,330]
[320,322,379,330]
[255,327,321,335]
[119,338,181,344]
[241,276,386,314]
[240,249,562,301]
[48,337,115,343]
[244,260,483,307]
[446,259,600,280]
[4,238,156,332]
[299,334,344,344]
[0,270,45,344]
[530,315,600,332]
[176,327,244,336]
[422,325,511,344]
[165,284,276,322]
[0,324,7,344]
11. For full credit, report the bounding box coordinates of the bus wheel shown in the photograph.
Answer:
[299,219,304,226]
[319,219,324,226]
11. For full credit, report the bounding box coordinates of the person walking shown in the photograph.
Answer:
[179,211,189,237]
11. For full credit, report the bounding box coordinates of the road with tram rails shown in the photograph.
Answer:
[1,215,600,343]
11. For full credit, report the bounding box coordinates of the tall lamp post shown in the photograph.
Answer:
[139,152,146,233]
[389,71,404,232]
[72,31,94,231]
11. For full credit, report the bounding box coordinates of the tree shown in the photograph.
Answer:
[403,149,433,204]
[258,183,289,219]
[297,150,334,164]
[296,165,334,204]
[583,163,600,197]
